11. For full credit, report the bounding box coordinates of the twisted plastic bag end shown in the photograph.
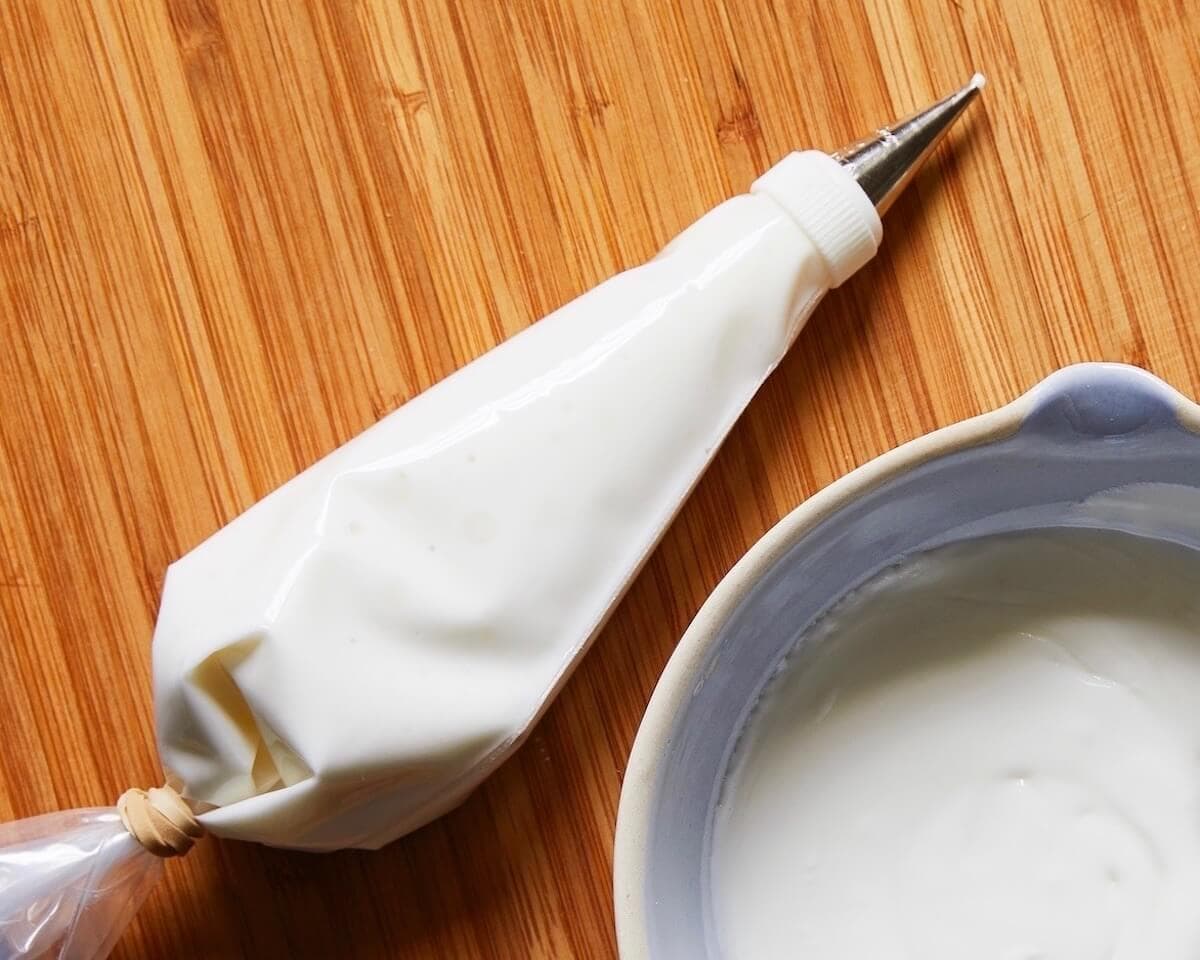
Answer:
[117,785,203,858]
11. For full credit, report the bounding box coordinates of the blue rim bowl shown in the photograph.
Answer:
[613,362,1200,958]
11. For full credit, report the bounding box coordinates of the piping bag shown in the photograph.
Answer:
[0,76,982,958]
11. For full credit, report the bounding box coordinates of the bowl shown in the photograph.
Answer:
[613,362,1200,959]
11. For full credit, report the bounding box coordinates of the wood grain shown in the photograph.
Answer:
[2,0,1199,956]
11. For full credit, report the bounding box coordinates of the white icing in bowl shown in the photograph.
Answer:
[714,529,1200,959]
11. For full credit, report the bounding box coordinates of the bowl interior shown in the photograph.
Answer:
[635,365,1200,959]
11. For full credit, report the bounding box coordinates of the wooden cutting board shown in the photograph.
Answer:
[2,1,1198,956]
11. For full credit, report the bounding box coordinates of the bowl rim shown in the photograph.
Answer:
[611,361,1199,959]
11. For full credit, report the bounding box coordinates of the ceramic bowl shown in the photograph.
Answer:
[613,362,1200,959]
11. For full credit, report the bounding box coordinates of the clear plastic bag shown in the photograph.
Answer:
[0,810,160,960]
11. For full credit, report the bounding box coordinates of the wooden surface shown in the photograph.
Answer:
[1,0,1199,956]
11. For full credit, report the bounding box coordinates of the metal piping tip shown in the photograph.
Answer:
[833,73,985,215]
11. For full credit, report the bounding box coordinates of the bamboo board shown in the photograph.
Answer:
[2,0,1199,955]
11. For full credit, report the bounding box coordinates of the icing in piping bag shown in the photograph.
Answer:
[0,76,982,958]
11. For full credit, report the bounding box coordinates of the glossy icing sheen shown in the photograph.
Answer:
[153,152,877,850]
[714,529,1200,959]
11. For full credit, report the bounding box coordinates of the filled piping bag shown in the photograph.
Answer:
[0,76,981,958]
